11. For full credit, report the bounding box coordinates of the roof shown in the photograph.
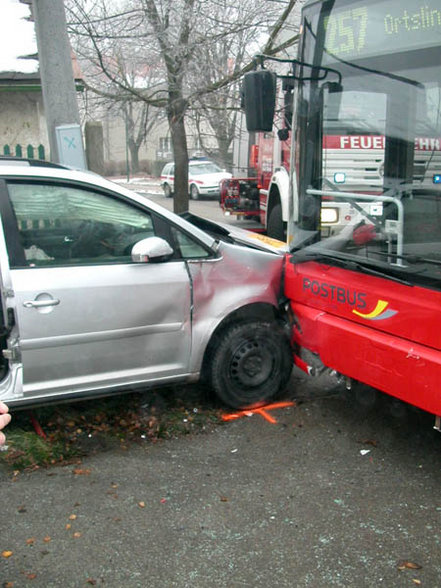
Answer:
[0,0,83,89]
[0,0,38,74]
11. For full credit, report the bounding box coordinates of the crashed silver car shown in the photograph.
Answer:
[0,160,292,409]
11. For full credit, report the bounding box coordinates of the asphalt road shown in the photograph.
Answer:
[1,178,440,587]
[1,374,440,587]
[112,176,263,231]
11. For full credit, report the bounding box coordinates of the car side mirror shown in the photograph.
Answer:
[131,237,173,263]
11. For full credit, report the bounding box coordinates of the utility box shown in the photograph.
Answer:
[55,124,87,169]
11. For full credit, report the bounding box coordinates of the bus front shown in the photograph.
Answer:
[286,0,441,421]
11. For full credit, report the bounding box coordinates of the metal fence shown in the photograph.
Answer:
[2,144,46,160]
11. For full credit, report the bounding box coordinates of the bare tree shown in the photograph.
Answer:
[67,0,300,213]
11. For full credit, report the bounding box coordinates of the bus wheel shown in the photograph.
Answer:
[209,321,292,409]
[267,203,285,240]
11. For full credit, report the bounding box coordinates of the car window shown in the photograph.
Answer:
[171,226,211,259]
[189,163,222,175]
[7,182,156,267]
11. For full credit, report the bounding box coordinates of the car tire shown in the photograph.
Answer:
[163,183,172,198]
[190,184,200,200]
[209,321,292,409]
[267,203,285,241]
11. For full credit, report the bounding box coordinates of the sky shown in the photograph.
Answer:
[0,0,38,73]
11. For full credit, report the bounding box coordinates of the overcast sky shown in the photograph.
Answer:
[0,0,38,73]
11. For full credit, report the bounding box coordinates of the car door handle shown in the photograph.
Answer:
[23,299,60,309]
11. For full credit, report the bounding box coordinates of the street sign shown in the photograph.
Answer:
[55,124,86,169]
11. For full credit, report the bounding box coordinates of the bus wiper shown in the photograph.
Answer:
[291,250,413,285]
[375,251,441,267]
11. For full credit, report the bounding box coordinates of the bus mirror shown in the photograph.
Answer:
[242,70,277,132]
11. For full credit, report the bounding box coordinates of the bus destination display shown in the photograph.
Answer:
[321,0,441,61]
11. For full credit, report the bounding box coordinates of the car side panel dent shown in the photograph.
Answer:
[187,241,285,373]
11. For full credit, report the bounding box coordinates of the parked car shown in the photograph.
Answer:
[160,159,232,200]
[0,159,291,410]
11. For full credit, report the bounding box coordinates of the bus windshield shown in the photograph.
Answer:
[294,0,441,287]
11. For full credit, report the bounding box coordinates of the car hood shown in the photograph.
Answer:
[180,212,287,254]
[189,172,232,183]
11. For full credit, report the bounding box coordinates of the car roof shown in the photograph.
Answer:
[0,163,217,249]
[0,156,68,169]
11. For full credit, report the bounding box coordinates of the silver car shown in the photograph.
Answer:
[0,160,291,409]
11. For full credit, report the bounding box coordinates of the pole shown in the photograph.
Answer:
[32,0,83,164]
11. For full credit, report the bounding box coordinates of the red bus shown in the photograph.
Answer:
[243,0,441,428]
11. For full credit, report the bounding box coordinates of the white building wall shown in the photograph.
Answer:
[0,91,48,154]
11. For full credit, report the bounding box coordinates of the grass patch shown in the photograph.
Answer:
[0,385,222,472]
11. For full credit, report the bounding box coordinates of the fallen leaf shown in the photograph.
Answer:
[220,496,229,502]
[72,468,91,476]
[43,536,51,543]
[69,514,77,520]
[2,551,13,558]
[413,580,422,585]
[65,524,71,530]
[398,561,422,571]
[362,439,378,447]
[138,502,146,508]
[24,573,37,580]
[73,532,82,539]
[86,580,97,586]
[26,538,36,545]
[17,505,27,513]
[4,582,14,587]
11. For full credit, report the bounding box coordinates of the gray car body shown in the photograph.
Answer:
[0,165,285,407]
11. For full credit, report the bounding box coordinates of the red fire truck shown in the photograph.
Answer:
[242,0,441,428]
[223,75,441,241]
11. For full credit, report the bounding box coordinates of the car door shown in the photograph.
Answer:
[0,179,192,404]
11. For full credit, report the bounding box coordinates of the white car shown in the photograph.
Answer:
[0,158,291,410]
[161,160,232,200]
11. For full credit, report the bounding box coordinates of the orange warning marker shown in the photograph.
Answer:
[221,401,295,424]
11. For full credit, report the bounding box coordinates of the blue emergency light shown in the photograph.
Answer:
[433,174,441,184]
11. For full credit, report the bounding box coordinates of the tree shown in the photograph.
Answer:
[67,0,300,213]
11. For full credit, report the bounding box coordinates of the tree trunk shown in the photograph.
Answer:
[168,96,189,214]
[128,140,140,174]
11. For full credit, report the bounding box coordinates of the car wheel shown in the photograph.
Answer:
[267,203,285,241]
[190,184,200,200]
[209,321,292,409]
[163,183,172,198]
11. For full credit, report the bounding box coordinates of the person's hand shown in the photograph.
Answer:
[0,401,11,446]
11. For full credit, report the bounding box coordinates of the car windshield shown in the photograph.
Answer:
[189,163,222,175]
